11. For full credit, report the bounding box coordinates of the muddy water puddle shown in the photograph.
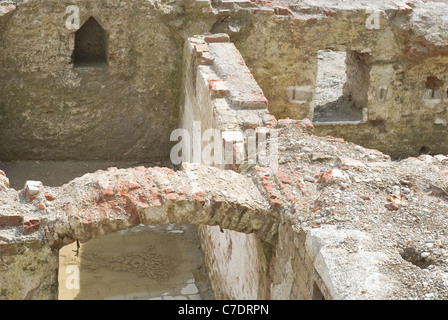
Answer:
[0,160,214,300]
[59,224,214,300]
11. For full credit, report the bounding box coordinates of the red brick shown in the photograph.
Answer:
[209,80,229,98]
[142,173,164,206]
[44,192,56,201]
[275,169,291,185]
[194,43,209,57]
[147,186,164,206]
[276,169,297,203]
[101,186,115,199]
[274,6,292,15]
[119,195,140,224]
[163,188,177,201]
[192,191,205,202]
[0,215,23,227]
[116,179,129,196]
[81,209,94,224]
[263,117,277,128]
[270,197,283,207]
[0,241,22,256]
[134,192,150,209]
[251,92,268,103]
[205,34,230,43]
[95,200,109,220]
[323,10,337,17]
[255,167,285,207]
[128,171,142,191]
[292,173,308,195]
[106,199,123,215]
[129,181,141,191]
[23,219,40,234]
[277,119,295,126]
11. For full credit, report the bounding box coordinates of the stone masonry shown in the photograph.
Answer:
[1,0,448,301]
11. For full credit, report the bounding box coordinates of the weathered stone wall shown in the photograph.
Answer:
[228,1,448,157]
[2,0,448,160]
[197,226,267,299]
[343,51,371,111]
[0,0,217,161]
[179,33,275,300]
[178,34,322,300]
[0,241,58,299]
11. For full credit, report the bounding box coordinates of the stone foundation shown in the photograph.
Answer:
[1,0,448,301]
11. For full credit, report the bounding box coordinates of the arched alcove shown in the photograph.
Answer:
[73,16,108,68]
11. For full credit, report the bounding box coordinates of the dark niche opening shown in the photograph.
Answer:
[73,17,108,69]
[313,49,369,123]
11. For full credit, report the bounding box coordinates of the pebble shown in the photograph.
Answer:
[302,147,312,153]
[354,146,364,153]
[402,187,411,194]
[180,283,199,295]
[304,175,315,182]
[425,293,435,300]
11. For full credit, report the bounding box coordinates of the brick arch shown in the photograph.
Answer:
[44,163,278,249]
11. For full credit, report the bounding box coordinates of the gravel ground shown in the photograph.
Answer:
[275,122,448,300]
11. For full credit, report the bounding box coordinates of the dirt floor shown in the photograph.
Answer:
[0,160,174,190]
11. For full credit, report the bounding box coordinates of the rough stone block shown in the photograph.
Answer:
[318,169,350,186]
[209,79,229,98]
[23,181,42,199]
[0,172,9,190]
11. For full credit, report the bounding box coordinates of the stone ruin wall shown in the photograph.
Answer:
[180,33,323,299]
[228,1,448,157]
[0,28,326,300]
[0,0,217,161]
[1,0,448,300]
[3,0,448,161]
